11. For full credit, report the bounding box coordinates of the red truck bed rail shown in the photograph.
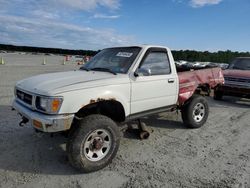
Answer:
[178,67,224,104]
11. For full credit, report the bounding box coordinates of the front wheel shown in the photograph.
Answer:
[67,114,120,173]
[181,95,209,128]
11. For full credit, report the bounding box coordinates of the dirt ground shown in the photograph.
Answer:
[0,53,249,188]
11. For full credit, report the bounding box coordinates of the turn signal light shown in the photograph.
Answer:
[51,98,61,113]
[33,119,43,129]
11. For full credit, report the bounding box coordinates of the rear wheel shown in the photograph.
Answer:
[67,114,120,173]
[181,95,209,128]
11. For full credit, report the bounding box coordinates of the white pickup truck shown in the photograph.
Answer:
[13,45,224,172]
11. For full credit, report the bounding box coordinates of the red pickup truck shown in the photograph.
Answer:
[214,57,250,100]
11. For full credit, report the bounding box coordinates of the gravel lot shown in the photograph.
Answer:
[0,53,249,188]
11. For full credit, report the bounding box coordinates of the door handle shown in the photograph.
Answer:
[168,78,175,83]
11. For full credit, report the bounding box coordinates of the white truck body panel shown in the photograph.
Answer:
[16,70,116,96]
[130,74,178,114]
[16,71,131,115]
[59,80,131,116]
[13,45,180,132]
[129,46,179,113]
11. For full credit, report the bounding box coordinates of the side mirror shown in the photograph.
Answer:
[134,68,151,77]
[134,71,139,77]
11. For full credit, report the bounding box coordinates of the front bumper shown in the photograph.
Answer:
[12,99,74,132]
[218,84,250,98]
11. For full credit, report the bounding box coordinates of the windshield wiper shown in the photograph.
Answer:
[80,67,89,71]
[90,67,117,75]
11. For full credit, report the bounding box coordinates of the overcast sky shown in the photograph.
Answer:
[0,0,249,51]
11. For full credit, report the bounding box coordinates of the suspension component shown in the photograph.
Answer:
[138,119,152,139]
[19,116,29,127]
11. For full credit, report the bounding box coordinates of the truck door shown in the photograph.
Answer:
[130,48,178,114]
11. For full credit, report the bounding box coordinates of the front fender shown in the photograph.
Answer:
[58,84,130,116]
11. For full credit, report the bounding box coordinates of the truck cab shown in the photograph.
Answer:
[128,46,179,114]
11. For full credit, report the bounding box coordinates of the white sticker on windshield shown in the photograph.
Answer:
[116,52,133,58]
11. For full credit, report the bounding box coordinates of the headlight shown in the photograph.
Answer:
[36,96,63,114]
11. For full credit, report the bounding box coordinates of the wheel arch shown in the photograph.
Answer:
[195,83,211,96]
[75,98,126,123]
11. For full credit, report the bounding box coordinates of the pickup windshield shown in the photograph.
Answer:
[81,47,141,74]
[228,58,250,70]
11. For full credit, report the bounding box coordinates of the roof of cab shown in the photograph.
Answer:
[105,45,170,51]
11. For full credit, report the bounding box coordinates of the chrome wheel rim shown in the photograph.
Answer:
[82,129,111,162]
[192,103,205,123]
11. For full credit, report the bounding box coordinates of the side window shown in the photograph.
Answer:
[139,52,171,76]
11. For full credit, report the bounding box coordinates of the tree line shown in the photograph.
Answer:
[1,44,250,64]
[0,44,97,56]
[172,50,250,64]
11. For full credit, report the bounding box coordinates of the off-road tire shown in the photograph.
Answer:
[214,90,223,100]
[181,95,209,128]
[67,114,120,173]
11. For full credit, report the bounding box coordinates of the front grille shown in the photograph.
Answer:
[16,89,33,105]
[224,76,250,88]
[225,77,250,84]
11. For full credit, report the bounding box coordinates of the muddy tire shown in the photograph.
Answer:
[214,90,223,100]
[66,114,120,173]
[181,95,209,128]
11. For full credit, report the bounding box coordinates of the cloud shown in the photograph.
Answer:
[0,0,134,49]
[0,0,120,12]
[0,15,134,50]
[190,0,223,7]
[58,0,120,10]
[31,10,59,19]
[92,13,120,19]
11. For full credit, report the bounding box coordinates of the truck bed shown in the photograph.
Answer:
[178,67,224,104]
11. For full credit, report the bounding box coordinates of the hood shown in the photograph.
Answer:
[16,70,120,96]
[223,69,250,78]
